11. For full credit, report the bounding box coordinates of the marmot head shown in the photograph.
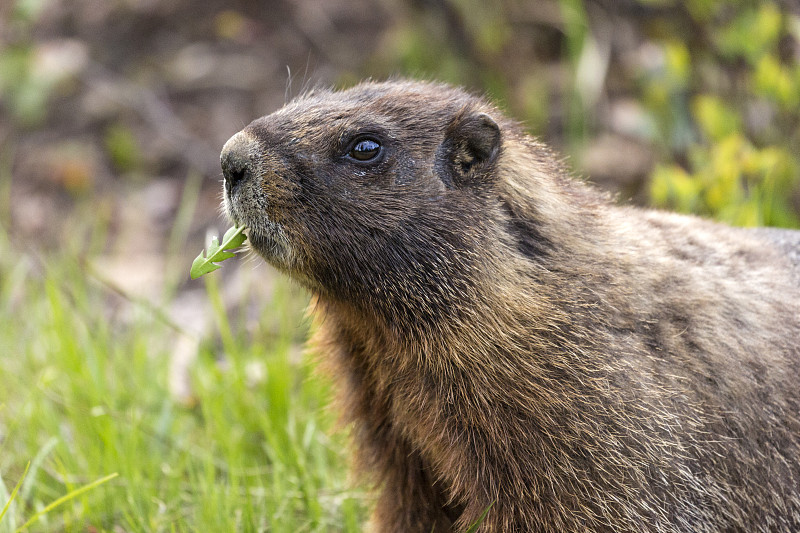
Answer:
[220,80,550,326]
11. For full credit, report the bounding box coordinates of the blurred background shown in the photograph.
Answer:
[4,0,800,286]
[2,0,800,530]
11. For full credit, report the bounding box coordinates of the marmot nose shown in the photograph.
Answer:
[220,131,256,191]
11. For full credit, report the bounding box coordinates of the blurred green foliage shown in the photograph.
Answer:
[104,123,143,174]
[0,45,51,127]
[644,0,800,227]
[0,0,55,126]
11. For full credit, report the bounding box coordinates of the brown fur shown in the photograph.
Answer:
[220,80,800,532]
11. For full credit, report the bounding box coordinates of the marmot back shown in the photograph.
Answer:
[220,79,800,532]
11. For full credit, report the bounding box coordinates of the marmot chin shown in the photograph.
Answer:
[220,80,800,532]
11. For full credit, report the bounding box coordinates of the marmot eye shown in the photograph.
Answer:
[348,138,382,162]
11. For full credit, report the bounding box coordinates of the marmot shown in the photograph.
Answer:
[220,80,800,532]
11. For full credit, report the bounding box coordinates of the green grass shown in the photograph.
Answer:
[0,218,367,531]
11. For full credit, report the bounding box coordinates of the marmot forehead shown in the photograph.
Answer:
[249,80,492,137]
[291,79,482,111]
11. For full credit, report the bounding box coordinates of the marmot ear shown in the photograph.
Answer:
[437,111,501,187]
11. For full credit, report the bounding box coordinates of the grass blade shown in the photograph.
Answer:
[0,462,30,530]
[463,501,494,533]
[19,438,59,504]
[15,472,118,532]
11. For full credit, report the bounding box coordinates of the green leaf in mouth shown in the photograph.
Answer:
[190,225,247,279]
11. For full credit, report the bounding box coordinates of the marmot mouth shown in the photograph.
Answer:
[244,221,294,267]
[223,193,293,264]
